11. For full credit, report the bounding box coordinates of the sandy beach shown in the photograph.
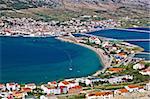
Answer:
[56,36,112,76]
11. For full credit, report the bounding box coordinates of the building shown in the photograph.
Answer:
[58,80,79,90]
[133,63,145,70]
[48,81,57,87]
[6,83,20,91]
[86,91,113,99]
[25,83,36,90]
[12,91,25,99]
[139,66,150,76]
[21,87,32,93]
[125,85,144,92]
[114,88,128,95]
[89,37,101,45]
[108,75,133,84]
[0,84,6,91]
[68,85,82,94]
[107,68,124,73]
[102,41,109,48]
[41,84,61,95]
[75,78,92,86]
[59,86,68,94]
[145,81,150,91]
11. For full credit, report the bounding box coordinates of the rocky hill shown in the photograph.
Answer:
[0,0,149,20]
[0,0,149,10]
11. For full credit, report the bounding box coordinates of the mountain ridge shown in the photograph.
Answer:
[0,0,149,20]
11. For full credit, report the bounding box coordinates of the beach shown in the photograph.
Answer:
[56,37,111,76]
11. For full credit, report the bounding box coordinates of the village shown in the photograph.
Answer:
[0,15,120,37]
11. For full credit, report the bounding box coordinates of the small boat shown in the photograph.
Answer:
[69,67,73,71]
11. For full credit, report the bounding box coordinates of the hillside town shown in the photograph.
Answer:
[0,77,150,99]
[0,16,120,37]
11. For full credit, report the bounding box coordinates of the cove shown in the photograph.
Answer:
[0,36,102,83]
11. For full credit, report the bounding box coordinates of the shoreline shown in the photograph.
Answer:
[56,37,111,76]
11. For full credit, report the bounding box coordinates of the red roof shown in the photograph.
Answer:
[8,83,15,86]
[21,88,32,92]
[62,81,70,85]
[70,85,82,89]
[50,81,57,84]
[118,88,128,93]
[127,85,139,88]
[108,68,124,72]
[0,84,4,87]
[88,91,113,96]
[60,86,67,89]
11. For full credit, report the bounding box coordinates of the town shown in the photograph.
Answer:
[0,15,120,37]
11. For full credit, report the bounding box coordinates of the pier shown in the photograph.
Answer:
[114,28,150,33]
[121,39,150,42]
[138,52,150,55]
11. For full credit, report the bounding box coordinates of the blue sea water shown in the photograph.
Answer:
[127,41,150,52]
[0,37,102,83]
[135,54,150,60]
[88,29,150,39]
[127,28,150,31]
[88,29,150,60]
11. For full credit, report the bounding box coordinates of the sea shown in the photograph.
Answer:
[0,28,149,83]
[87,28,150,60]
[0,36,102,83]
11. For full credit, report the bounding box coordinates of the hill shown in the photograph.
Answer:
[0,0,149,21]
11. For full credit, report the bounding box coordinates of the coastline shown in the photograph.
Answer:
[56,37,111,76]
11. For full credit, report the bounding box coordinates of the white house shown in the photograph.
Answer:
[86,91,113,99]
[125,85,143,92]
[133,63,145,70]
[59,86,68,94]
[0,84,6,91]
[25,83,36,90]
[48,81,57,87]
[102,41,109,48]
[6,83,20,91]
[75,78,92,86]
[41,84,61,95]
[139,67,150,76]
[145,81,150,91]
[89,37,101,45]
[58,81,78,90]
[40,95,48,99]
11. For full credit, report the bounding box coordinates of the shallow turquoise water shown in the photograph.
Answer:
[0,37,102,83]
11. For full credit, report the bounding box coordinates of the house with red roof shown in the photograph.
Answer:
[68,85,82,94]
[114,88,128,95]
[12,91,25,98]
[86,91,113,99]
[89,36,101,45]
[25,83,36,90]
[139,66,150,76]
[125,85,144,92]
[21,87,32,93]
[41,84,61,95]
[107,68,124,73]
[58,80,79,90]
[48,81,57,87]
